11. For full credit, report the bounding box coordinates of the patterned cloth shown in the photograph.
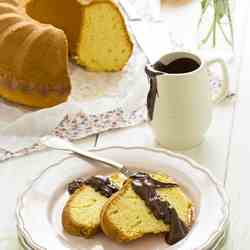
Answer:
[0,70,224,163]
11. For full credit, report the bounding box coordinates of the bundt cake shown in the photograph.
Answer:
[0,0,71,107]
[100,173,194,244]
[25,0,133,72]
[62,173,126,238]
[0,0,132,108]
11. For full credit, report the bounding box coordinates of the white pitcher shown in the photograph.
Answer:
[145,51,229,150]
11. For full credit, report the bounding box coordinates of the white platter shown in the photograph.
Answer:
[16,147,229,250]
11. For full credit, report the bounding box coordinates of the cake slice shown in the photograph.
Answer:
[100,173,194,243]
[62,173,126,238]
[25,0,133,72]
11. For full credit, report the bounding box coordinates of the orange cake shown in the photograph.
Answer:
[0,0,71,107]
[25,0,133,72]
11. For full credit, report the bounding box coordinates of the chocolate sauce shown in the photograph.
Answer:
[68,178,85,195]
[145,65,162,120]
[84,176,119,198]
[131,172,189,245]
[68,176,119,198]
[154,58,200,74]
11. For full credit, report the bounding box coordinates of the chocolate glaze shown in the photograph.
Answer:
[68,176,119,198]
[130,172,189,245]
[145,64,162,120]
[153,59,200,74]
[68,178,85,195]
[84,176,119,198]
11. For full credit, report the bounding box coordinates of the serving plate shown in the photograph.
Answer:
[16,147,229,250]
[17,225,228,250]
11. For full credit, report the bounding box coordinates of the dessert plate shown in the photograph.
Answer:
[16,147,229,250]
[17,225,228,250]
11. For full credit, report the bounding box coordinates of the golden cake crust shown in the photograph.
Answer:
[0,0,71,107]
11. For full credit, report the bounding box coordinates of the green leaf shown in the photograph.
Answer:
[214,0,227,21]
[199,0,210,26]
[201,0,210,11]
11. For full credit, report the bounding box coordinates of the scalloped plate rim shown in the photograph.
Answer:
[16,146,230,250]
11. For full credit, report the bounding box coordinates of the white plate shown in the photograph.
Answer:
[16,147,229,250]
[16,220,229,250]
[17,226,228,250]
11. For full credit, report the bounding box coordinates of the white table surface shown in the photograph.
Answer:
[0,0,249,249]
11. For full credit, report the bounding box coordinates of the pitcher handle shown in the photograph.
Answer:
[206,58,229,104]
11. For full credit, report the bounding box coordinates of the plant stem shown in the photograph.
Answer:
[227,1,234,48]
[213,8,216,47]
[218,22,232,46]
[201,16,215,45]
[199,0,234,48]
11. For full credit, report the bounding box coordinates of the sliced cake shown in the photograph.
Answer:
[100,172,194,244]
[62,173,126,238]
[25,0,133,71]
